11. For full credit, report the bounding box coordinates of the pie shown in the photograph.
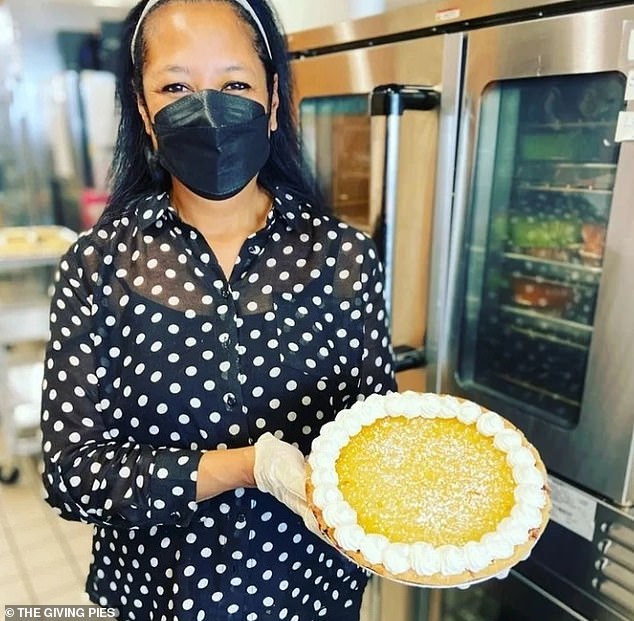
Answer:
[306,391,551,587]
[0,226,76,257]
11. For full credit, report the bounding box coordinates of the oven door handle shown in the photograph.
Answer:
[371,84,441,116]
[369,84,440,320]
[393,344,427,373]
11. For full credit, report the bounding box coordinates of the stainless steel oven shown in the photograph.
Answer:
[287,2,634,620]
[436,3,634,508]
[289,22,464,393]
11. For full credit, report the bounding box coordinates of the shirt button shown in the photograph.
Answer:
[221,288,230,299]
[237,513,246,523]
[248,245,259,255]
[224,393,237,408]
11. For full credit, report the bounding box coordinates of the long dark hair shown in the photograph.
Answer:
[105,0,325,219]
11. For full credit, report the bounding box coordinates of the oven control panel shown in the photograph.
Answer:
[594,520,634,617]
[526,475,634,621]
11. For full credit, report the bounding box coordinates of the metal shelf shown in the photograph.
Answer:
[0,225,76,483]
[517,183,612,196]
[504,252,603,286]
[499,304,593,348]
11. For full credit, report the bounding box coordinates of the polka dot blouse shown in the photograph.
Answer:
[40,187,396,621]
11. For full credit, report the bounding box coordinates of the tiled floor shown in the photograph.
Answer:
[0,449,93,608]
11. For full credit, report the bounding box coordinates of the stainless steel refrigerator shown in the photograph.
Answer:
[289,2,634,620]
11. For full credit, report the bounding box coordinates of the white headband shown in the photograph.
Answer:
[130,0,273,62]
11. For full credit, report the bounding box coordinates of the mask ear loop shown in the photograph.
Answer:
[144,144,164,182]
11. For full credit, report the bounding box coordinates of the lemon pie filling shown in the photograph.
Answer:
[335,416,517,546]
[308,392,549,580]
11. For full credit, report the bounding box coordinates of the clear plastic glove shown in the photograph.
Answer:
[254,432,322,537]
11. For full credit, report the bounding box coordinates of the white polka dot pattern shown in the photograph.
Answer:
[41,188,395,620]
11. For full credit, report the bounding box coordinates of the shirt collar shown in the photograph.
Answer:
[137,192,172,231]
[270,186,313,235]
[137,187,314,235]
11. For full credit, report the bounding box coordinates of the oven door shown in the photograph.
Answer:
[436,4,634,505]
[291,33,462,392]
[413,569,609,621]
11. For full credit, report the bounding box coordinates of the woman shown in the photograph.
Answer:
[40,0,396,619]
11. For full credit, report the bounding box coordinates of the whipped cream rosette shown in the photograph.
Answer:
[306,392,551,587]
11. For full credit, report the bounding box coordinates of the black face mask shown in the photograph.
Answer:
[152,89,271,200]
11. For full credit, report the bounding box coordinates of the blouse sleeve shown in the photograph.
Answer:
[358,239,397,397]
[40,246,203,529]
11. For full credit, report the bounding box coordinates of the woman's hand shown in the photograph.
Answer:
[196,446,256,502]
[254,432,321,536]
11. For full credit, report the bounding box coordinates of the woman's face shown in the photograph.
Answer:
[138,0,278,143]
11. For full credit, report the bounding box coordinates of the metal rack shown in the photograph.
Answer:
[0,225,76,484]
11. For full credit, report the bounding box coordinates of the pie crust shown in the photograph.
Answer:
[306,392,551,587]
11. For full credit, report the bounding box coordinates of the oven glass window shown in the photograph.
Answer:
[299,95,371,231]
[457,72,625,427]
